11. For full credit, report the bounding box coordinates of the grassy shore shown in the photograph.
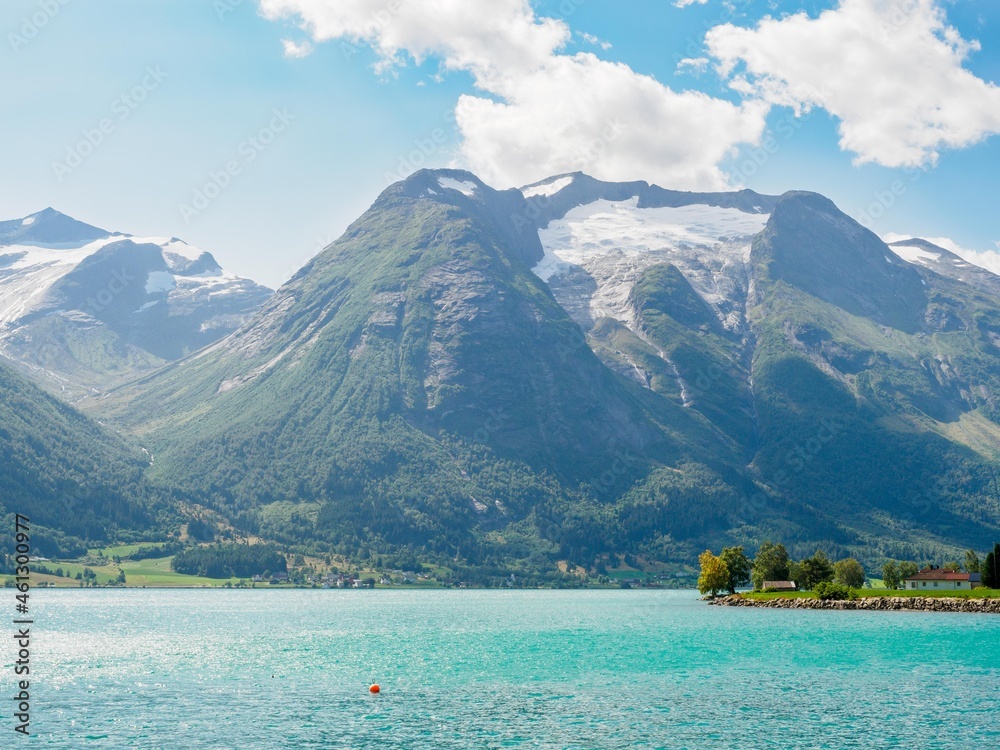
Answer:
[5,542,669,589]
[744,588,1000,601]
[5,542,453,588]
[19,556,241,588]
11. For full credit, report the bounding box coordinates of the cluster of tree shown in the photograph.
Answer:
[171,544,287,579]
[700,541,1000,596]
[698,542,866,596]
[814,582,857,601]
[748,543,865,592]
[969,544,1000,588]
[185,518,216,542]
[882,544,999,589]
[879,561,920,590]
[0,525,88,566]
[0,363,180,545]
[697,546,752,596]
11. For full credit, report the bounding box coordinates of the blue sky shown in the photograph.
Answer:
[2,0,999,287]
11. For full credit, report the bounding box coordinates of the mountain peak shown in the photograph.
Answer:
[889,236,1000,295]
[756,190,927,332]
[398,168,491,198]
[0,208,111,246]
[0,210,272,398]
[888,237,952,256]
[774,190,840,214]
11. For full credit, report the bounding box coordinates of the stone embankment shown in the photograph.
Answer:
[709,594,1000,613]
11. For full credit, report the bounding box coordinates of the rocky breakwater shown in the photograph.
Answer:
[709,595,1000,613]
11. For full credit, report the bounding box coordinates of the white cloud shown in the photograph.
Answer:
[675,0,709,7]
[677,57,710,74]
[258,0,767,190]
[281,39,314,58]
[705,0,1000,168]
[455,54,767,189]
[260,0,569,77]
[579,31,612,51]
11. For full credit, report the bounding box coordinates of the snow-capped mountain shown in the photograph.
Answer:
[512,173,776,400]
[889,237,1000,297]
[0,208,272,397]
[90,168,1000,567]
[521,173,774,336]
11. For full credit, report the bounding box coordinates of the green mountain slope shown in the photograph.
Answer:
[93,171,769,565]
[0,359,166,555]
[746,192,1000,556]
[82,172,1000,572]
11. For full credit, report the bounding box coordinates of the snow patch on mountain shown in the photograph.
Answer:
[885,232,1000,278]
[437,177,477,197]
[891,244,941,266]
[144,271,175,294]
[132,236,216,271]
[533,197,770,331]
[0,238,114,329]
[0,209,272,397]
[521,175,574,199]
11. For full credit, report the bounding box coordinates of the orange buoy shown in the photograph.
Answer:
[369,684,380,694]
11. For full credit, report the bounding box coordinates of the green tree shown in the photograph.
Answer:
[751,542,790,591]
[814,581,858,601]
[720,546,751,593]
[942,561,961,572]
[186,518,215,542]
[799,551,835,590]
[882,561,901,590]
[898,561,919,582]
[965,549,981,574]
[116,569,126,584]
[834,558,866,588]
[698,550,730,597]
[788,561,803,587]
[983,544,999,589]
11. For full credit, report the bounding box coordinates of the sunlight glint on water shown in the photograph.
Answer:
[24,589,1000,749]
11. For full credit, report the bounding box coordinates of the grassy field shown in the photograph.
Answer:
[744,588,1000,601]
[10,542,245,588]
[86,542,168,558]
[118,556,241,587]
[15,556,241,588]
[8,542,454,588]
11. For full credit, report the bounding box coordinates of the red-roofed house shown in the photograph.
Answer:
[904,566,973,591]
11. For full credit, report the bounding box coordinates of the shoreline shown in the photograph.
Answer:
[709,594,1000,613]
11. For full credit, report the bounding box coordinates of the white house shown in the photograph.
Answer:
[904,567,972,591]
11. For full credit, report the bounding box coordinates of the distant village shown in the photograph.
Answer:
[250,570,428,588]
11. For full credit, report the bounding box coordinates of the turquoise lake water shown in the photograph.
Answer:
[11,589,1000,748]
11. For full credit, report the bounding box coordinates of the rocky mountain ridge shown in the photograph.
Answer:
[0,207,272,398]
